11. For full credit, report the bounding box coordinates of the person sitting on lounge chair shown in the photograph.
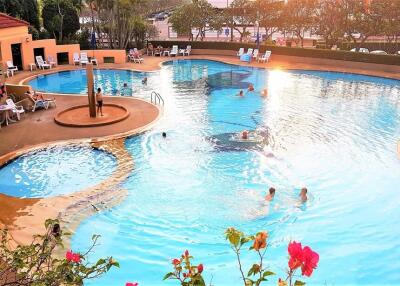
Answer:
[26,90,46,101]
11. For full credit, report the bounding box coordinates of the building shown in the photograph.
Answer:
[0,13,125,73]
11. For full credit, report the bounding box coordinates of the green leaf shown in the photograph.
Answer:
[294,280,306,286]
[163,272,175,280]
[262,271,275,277]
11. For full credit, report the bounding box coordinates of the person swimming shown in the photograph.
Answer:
[162,132,167,138]
[299,187,308,202]
[247,84,254,92]
[241,130,249,140]
[265,187,276,201]
[142,77,148,85]
[237,90,244,97]
[121,83,132,96]
[261,88,268,97]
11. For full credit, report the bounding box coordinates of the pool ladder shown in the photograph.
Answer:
[151,91,164,106]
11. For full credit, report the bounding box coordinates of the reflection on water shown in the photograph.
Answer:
[72,60,400,286]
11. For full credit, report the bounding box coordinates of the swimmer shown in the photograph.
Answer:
[142,77,148,85]
[241,130,249,140]
[121,83,132,96]
[299,187,308,203]
[162,132,167,138]
[237,90,244,97]
[247,84,254,92]
[265,187,276,201]
[261,89,268,97]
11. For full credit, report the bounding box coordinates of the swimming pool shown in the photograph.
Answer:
[0,145,117,198]
[28,69,151,96]
[20,60,400,284]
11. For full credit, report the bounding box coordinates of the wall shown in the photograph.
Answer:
[81,49,126,64]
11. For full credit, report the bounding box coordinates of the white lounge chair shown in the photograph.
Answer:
[6,98,25,121]
[370,50,387,55]
[73,53,80,65]
[47,55,57,67]
[26,91,56,112]
[133,54,144,63]
[258,51,271,63]
[350,48,369,53]
[237,48,244,57]
[170,45,178,57]
[183,45,191,56]
[80,53,89,65]
[253,49,259,59]
[246,48,253,56]
[6,61,18,75]
[36,56,51,69]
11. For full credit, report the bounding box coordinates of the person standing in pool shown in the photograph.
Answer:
[237,90,244,97]
[265,187,276,201]
[299,187,308,202]
[96,87,104,116]
[142,77,148,85]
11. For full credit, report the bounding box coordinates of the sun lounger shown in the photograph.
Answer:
[170,45,178,57]
[237,48,244,57]
[252,49,259,60]
[47,55,57,67]
[6,61,18,76]
[73,53,80,65]
[36,56,51,69]
[258,51,271,63]
[80,53,89,65]
[26,91,56,112]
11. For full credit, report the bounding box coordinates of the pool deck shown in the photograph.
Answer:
[1,53,399,245]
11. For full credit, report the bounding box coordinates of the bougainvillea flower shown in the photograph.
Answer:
[172,258,180,265]
[66,250,74,262]
[288,241,303,270]
[301,246,319,277]
[184,250,189,257]
[198,263,204,273]
[72,253,81,263]
[253,231,268,251]
[125,282,138,286]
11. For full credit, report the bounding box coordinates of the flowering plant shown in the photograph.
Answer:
[163,250,206,286]
[0,219,119,286]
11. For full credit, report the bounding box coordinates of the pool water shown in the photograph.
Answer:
[0,145,117,198]
[28,69,151,96]
[19,60,400,284]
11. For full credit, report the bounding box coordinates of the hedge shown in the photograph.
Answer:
[149,40,400,66]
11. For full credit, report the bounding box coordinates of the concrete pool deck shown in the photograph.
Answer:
[1,53,399,245]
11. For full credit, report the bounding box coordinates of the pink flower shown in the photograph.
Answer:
[301,246,319,277]
[288,241,303,270]
[197,263,204,273]
[66,250,81,263]
[66,250,74,262]
[184,250,189,257]
[172,258,180,265]
[125,283,138,286]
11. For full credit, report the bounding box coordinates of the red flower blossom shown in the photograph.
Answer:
[198,263,204,273]
[125,282,138,286]
[65,250,81,263]
[301,246,319,277]
[184,250,189,257]
[172,258,180,265]
[288,241,303,270]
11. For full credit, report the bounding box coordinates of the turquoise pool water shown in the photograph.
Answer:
[0,145,116,198]
[14,60,400,284]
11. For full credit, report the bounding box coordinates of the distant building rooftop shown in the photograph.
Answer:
[0,13,29,29]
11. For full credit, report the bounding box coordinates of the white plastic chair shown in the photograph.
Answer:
[170,45,178,57]
[80,53,89,65]
[246,48,253,55]
[47,55,57,67]
[73,53,80,65]
[6,61,18,75]
[252,49,259,59]
[258,51,271,63]
[36,56,51,69]
[237,48,244,57]
[6,98,25,120]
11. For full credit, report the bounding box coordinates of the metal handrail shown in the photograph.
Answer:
[151,91,164,106]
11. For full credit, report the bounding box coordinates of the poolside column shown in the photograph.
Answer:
[86,63,96,117]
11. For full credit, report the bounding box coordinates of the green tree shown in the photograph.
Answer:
[255,0,284,41]
[42,0,80,43]
[280,0,318,47]
[230,0,256,42]
[314,0,345,47]
[0,0,40,30]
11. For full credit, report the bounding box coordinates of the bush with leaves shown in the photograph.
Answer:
[0,219,119,286]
